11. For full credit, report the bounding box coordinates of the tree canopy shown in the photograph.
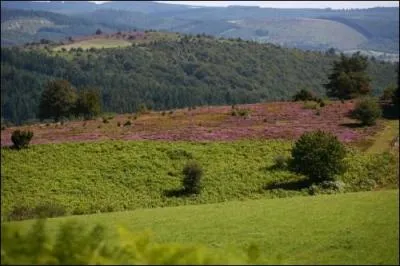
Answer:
[75,89,101,119]
[324,52,372,99]
[1,37,397,124]
[39,80,78,122]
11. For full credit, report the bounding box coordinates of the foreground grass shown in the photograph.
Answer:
[5,190,399,265]
[1,140,398,219]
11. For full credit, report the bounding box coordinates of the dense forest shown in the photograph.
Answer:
[1,34,398,124]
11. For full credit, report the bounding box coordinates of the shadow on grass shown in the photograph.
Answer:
[339,122,364,128]
[164,188,190,197]
[264,178,311,191]
[381,103,399,120]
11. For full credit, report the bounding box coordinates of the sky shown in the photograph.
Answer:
[89,1,399,9]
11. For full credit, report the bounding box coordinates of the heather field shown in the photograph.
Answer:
[1,100,399,265]
[0,101,383,147]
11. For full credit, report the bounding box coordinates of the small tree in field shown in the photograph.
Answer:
[291,130,347,183]
[75,89,102,119]
[182,160,203,194]
[11,130,33,150]
[39,80,77,122]
[350,97,382,126]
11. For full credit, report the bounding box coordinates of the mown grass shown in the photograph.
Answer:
[5,190,399,265]
[1,140,398,220]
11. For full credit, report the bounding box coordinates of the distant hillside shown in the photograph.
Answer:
[0,1,191,14]
[1,33,397,124]
[0,9,118,46]
[1,3,398,53]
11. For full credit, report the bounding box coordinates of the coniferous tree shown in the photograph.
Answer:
[324,52,371,99]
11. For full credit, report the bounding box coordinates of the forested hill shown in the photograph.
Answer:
[1,34,398,124]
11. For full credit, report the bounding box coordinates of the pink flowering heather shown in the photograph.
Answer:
[0,101,383,146]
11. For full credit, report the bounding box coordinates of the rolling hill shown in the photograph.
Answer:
[3,189,399,264]
[1,2,398,54]
[1,32,398,124]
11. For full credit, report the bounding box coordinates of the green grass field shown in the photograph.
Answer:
[5,190,399,265]
[1,140,398,220]
[53,38,132,51]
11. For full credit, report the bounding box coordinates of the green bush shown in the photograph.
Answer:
[1,219,256,265]
[11,130,33,149]
[350,97,382,126]
[273,155,289,169]
[316,98,326,107]
[303,101,319,110]
[182,160,203,194]
[292,89,316,102]
[380,84,396,102]
[231,108,250,117]
[7,203,66,221]
[291,130,347,183]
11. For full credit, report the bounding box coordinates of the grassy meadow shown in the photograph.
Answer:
[1,139,398,220]
[53,38,132,51]
[5,190,399,265]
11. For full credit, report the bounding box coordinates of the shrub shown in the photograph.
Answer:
[167,149,193,160]
[238,109,250,117]
[182,160,203,194]
[308,180,346,195]
[292,89,316,102]
[350,97,382,126]
[273,155,289,169]
[102,117,109,123]
[380,84,396,102]
[316,98,326,107]
[291,130,347,183]
[7,205,34,221]
[7,203,66,221]
[124,120,132,126]
[231,107,250,117]
[303,101,319,110]
[117,122,121,127]
[33,202,66,219]
[11,130,33,149]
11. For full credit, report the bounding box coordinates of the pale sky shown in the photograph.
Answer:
[90,1,399,9]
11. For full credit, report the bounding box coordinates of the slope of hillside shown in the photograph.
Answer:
[225,18,368,51]
[1,5,398,53]
[1,34,397,124]
[0,9,118,46]
[5,190,399,264]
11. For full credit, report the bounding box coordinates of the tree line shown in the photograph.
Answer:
[1,35,398,124]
